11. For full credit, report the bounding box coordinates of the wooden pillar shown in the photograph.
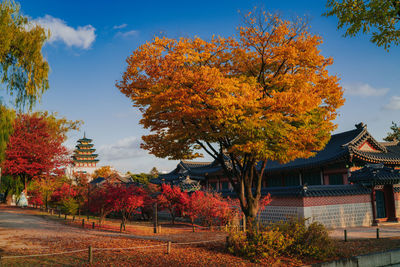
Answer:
[371,187,379,226]
[384,185,398,222]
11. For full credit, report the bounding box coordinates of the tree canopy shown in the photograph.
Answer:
[324,0,400,50]
[0,0,49,108]
[384,121,400,141]
[117,11,344,221]
[2,113,71,190]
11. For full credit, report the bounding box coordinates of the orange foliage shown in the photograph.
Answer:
[117,10,344,220]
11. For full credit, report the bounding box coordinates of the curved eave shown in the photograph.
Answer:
[74,159,99,163]
[74,149,96,153]
[352,150,400,165]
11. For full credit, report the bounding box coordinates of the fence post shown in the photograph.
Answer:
[377,228,380,239]
[158,225,162,234]
[82,219,85,228]
[88,246,93,263]
[92,222,95,229]
[167,241,171,254]
[153,202,158,233]
[344,229,347,242]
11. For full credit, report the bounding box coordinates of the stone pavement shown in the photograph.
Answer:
[329,222,400,240]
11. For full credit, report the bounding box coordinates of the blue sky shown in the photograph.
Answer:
[10,0,400,173]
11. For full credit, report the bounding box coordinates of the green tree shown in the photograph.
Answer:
[150,167,159,178]
[324,0,400,49]
[1,0,49,108]
[126,172,152,184]
[384,121,400,141]
[0,105,14,162]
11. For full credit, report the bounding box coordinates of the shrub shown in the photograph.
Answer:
[228,226,293,262]
[228,219,336,263]
[59,197,79,215]
[273,218,336,260]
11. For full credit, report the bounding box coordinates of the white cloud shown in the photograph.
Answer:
[344,83,389,97]
[33,15,96,49]
[113,23,127,29]
[98,136,147,161]
[384,96,400,110]
[115,30,139,38]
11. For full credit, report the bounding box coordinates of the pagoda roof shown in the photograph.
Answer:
[76,143,94,148]
[73,154,98,158]
[74,159,99,163]
[77,137,93,143]
[74,148,96,153]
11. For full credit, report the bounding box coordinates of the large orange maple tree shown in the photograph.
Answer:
[117,12,344,222]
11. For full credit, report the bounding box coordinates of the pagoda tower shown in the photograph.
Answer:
[72,133,99,175]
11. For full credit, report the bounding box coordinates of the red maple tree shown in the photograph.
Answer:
[112,184,146,229]
[89,183,117,225]
[2,113,70,191]
[157,184,188,224]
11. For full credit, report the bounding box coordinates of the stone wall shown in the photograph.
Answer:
[258,194,372,228]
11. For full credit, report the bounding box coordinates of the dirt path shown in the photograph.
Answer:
[0,206,107,251]
[0,206,250,266]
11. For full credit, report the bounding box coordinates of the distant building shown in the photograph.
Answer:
[71,134,99,176]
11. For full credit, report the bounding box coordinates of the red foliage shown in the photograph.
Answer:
[2,114,70,189]
[89,183,116,224]
[51,183,77,203]
[28,188,44,206]
[112,184,146,226]
[186,191,237,226]
[157,184,188,224]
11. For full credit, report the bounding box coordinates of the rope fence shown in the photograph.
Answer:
[0,238,226,264]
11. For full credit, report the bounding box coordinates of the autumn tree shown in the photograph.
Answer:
[112,184,146,230]
[117,11,344,225]
[324,0,400,49]
[157,184,188,224]
[89,183,116,225]
[384,121,400,141]
[92,165,116,179]
[2,113,71,191]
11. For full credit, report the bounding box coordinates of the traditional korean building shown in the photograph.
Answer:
[72,134,99,176]
[153,123,400,228]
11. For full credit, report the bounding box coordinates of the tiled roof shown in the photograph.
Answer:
[349,164,400,186]
[220,184,370,197]
[155,123,400,180]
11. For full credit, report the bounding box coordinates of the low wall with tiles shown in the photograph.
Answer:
[258,194,372,228]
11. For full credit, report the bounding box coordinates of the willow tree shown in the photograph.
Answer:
[117,11,344,222]
[0,1,49,162]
